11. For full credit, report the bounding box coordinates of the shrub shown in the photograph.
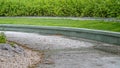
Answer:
[0,32,6,43]
[0,0,119,18]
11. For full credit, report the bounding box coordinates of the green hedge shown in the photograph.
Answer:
[0,0,120,18]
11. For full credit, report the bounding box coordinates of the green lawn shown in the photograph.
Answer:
[0,18,120,32]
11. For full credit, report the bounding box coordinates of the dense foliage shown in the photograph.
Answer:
[0,0,120,18]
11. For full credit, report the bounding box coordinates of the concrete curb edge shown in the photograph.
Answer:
[0,24,120,45]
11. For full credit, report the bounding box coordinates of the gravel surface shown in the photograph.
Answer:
[0,48,41,68]
[0,37,42,68]
[2,31,120,68]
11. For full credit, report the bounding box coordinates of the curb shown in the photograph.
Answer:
[0,17,120,22]
[0,24,120,45]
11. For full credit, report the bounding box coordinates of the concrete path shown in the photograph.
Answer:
[4,31,120,68]
[0,17,120,22]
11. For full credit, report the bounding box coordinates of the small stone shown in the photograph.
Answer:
[4,44,14,51]
[42,59,54,64]
[0,43,25,56]
[0,58,6,62]
[13,44,25,55]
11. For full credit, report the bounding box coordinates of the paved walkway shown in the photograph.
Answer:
[5,31,120,68]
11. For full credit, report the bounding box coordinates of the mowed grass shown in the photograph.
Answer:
[0,18,120,32]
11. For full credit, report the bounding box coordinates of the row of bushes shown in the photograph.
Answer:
[0,0,120,18]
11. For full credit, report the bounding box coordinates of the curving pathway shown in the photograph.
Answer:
[3,31,120,68]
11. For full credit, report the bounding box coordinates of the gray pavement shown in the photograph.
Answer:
[0,17,119,22]
[4,31,120,68]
